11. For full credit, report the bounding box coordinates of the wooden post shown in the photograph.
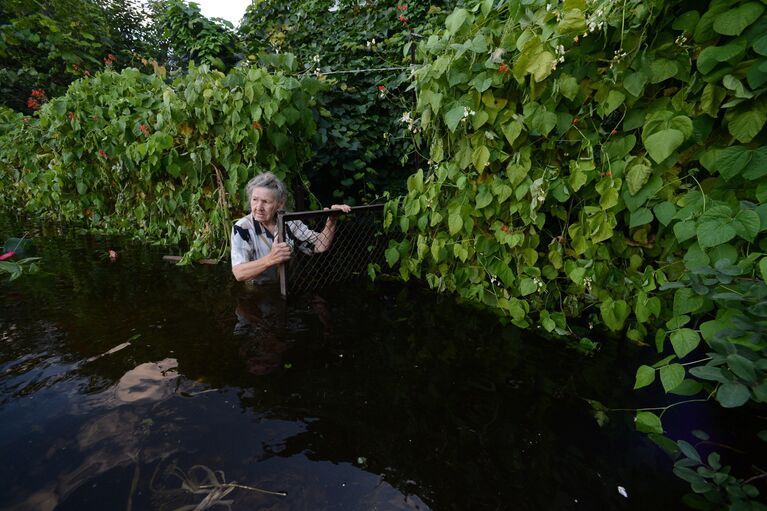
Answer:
[277,209,287,298]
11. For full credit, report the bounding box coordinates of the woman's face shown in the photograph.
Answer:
[250,186,283,225]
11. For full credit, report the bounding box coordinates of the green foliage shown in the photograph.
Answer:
[673,433,767,511]
[382,0,767,502]
[384,0,767,337]
[151,0,239,70]
[0,65,320,260]
[0,0,159,112]
[238,0,461,205]
[0,257,40,281]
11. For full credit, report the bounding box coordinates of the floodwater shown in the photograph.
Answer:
[0,223,689,510]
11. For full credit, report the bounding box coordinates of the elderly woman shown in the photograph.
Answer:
[231,172,351,283]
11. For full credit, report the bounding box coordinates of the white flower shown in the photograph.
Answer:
[401,111,412,124]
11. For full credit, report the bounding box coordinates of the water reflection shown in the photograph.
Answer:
[0,225,690,510]
[114,358,179,402]
[234,287,290,376]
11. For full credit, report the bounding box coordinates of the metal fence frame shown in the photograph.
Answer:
[276,204,385,297]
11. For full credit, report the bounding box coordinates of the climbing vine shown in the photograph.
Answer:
[384,0,766,505]
[0,64,321,261]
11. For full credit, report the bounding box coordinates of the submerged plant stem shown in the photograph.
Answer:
[199,483,287,497]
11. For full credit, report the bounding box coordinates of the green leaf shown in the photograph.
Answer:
[558,8,586,34]
[755,34,767,56]
[502,121,523,146]
[514,36,556,83]
[445,8,470,34]
[728,104,767,143]
[670,379,704,396]
[558,75,580,100]
[624,71,648,97]
[747,60,767,89]
[475,186,493,208]
[713,146,750,180]
[626,162,652,195]
[742,147,767,180]
[634,365,655,389]
[697,205,736,248]
[653,202,676,226]
[469,72,492,92]
[623,175,663,212]
[645,129,684,163]
[600,298,630,331]
[604,135,636,161]
[524,102,557,136]
[670,329,701,359]
[473,145,490,171]
[759,256,767,283]
[674,220,697,243]
[629,207,653,228]
[600,90,625,117]
[444,104,465,132]
[649,59,678,83]
[635,293,661,322]
[650,433,680,456]
[635,411,664,434]
[674,288,705,316]
[673,10,700,33]
[448,212,463,235]
[634,365,656,389]
[666,315,691,330]
[727,354,757,382]
[384,246,400,267]
[408,169,424,193]
[566,263,586,285]
[701,84,727,117]
[690,365,729,383]
[732,209,761,241]
[678,440,702,464]
[716,382,751,408]
[713,2,765,36]
[519,277,537,296]
[697,39,748,75]
[660,364,685,393]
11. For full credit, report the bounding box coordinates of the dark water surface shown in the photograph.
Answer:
[0,225,688,510]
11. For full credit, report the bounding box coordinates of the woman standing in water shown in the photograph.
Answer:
[230,172,350,284]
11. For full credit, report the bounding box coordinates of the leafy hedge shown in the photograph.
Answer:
[0,65,321,260]
[384,0,766,503]
[239,0,461,203]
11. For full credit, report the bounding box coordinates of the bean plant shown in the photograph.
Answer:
[384,0,767,505]
[0,65,321,261]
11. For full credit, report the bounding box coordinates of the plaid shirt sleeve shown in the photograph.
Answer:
[288,220,320,243]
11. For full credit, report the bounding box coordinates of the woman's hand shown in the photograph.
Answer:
[329,204,352,213]
[324,204,351,228]
[269,241,292,265]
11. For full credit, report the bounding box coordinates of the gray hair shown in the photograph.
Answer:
[244,172,288,206]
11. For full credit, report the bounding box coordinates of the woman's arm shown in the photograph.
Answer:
[232,241,292,281]
[313,204,351,253]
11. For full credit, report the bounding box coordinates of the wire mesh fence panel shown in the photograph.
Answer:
[277,204,386,296]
